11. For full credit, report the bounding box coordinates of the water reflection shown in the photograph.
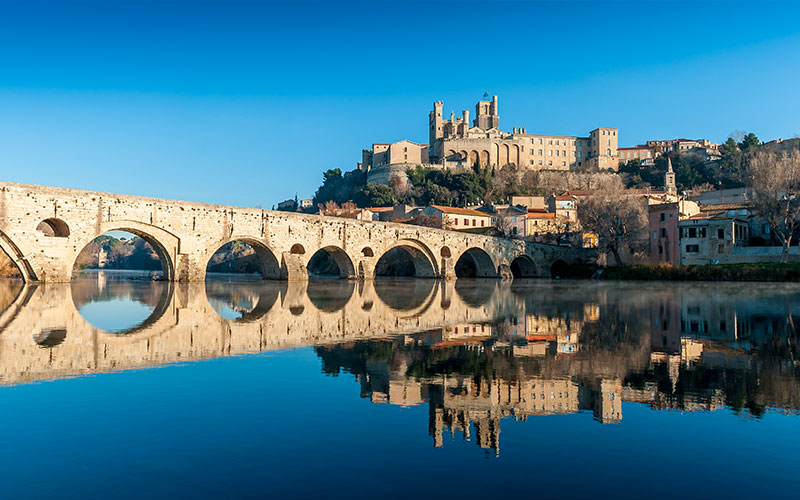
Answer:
[1,274,799,457]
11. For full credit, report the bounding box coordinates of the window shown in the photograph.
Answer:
[660,213,665,222]
[577,151,581,158]
[538,160,543,166]
[530,149,534,155]
[548,140,553,145]
[660,228,666,238]
[464,218,468,225]
[699,228,707,238]
[454,219,458,225]
[562,161,566,166]
[606,149,612,156]
[686,244,699,253]
[530,160,534,165]
[562,140,566,146]
[548,150,552,156]
[472,219,476,227]
[555,150,559,156]
[576,140,581,146]
[548,160,552,166]
[718,244,725,252]
[717,228,724,238]
[688,227,697,238]
[539,138,543,145]
[481,220,485,227]
[538,149,543,155]
[562,150,566,156]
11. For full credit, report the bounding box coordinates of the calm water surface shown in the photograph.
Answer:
[1,271,799,499]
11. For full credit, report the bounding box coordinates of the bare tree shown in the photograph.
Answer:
[578,185,648,265]
[747,149,800,262]
[389,175,412,203]
[319,201,360,218]
[493,214,514,237]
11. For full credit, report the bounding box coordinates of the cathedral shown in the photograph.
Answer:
[361,95,619,185]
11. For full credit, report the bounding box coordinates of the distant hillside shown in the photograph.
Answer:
[74,235,161,271]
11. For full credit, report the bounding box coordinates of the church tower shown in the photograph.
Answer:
[429,101,443,147]
[665,157,677,196]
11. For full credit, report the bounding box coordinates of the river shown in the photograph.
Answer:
[0,271,799,498]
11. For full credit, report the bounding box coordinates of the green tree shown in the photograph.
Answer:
[357,183,397,207]
[720,137,739,156]
[738,132,760,151]
[312,168,367,207]
[719,137,745,187]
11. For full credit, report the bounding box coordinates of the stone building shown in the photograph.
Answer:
[421,205,493,231]
[428,96,619,172]
[361,95,619,185]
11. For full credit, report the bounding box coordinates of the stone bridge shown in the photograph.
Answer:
[0,181,594,283]
[0,279,525,386]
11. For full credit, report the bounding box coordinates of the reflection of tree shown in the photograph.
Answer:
[71,273,165,309]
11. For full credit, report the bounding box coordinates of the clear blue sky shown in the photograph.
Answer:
[1,0,799,208]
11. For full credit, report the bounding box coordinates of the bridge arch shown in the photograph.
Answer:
[71,221,179,282]
[36,218,70,238]
[204,237,280,280]
[454,247,497,278]
[510,255,537,278]
[375,239,438,278]
[306,245,356,279]
[0,230,35,282]
[551,259,569,279]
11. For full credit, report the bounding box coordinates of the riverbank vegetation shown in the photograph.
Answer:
[600,262,800,282]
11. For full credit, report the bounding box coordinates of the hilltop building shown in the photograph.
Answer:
[360,95,620,185]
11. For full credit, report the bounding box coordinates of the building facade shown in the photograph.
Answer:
[429,97,619,172]
[421,205,493,231]
[361,95,620,185]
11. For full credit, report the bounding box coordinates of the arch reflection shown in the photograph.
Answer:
[205,278,281,322]
[373,279,435,312]
[306,279,355,312]
[70,271,173,334]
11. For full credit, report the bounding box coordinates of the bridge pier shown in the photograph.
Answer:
[356,258,375,280]
[440,257,456,280]
[280,253,308,282]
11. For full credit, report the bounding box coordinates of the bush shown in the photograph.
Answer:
[602,263,800,282]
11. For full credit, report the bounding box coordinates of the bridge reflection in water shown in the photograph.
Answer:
[1,274,800,456]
